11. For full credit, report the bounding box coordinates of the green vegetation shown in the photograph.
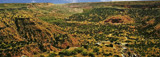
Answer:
[93,47,99,52]
[89,52,95,57]
[0,1,160,57]
[74,48,84,53]
[81,51,88,56]
[59,48,82,56]
[48,53,57,57]
[68,8,122,22]
[40,55,45,57]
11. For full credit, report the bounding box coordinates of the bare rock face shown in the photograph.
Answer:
[104,15,135,24]
[0,15,80,57]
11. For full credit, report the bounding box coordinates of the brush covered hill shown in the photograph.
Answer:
[65,2,160,57]
[65,1,160,9]
[0,1,160,57]
[0,3,83,20]
[65,2,160,56]
[68,7,160,37]
[0,11,80,57]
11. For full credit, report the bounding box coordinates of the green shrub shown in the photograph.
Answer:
[72,55,77,57]
[63,50,72,56]
[89,52,95,57]
[81,51,88,56]
[71,50,77,55]
[114,55,120,57]
[74,48,83,53]
[82,45,89,49]
[59,50,76,56]
[66,51,72,56]
[96,52,101,55]
[93,47,99,52]
[40,55,45,57]
[48,53,57,57]
[60,55,64,57]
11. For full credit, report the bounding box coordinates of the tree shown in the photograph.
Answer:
[93,47,99,52]
[81,51,88,56]
[89,52,95,57]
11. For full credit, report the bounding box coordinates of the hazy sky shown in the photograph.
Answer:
[0,0,158,4]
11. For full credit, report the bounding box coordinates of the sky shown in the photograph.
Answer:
[0,0,158,4]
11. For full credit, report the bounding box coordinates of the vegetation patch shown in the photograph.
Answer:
[103,15,134,24]
[0,1,160,57]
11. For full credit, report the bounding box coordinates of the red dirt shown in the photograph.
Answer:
[104,15,134,24]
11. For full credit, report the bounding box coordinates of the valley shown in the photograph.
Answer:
[0,1,160,57]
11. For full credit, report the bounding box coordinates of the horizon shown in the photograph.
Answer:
[0,0,158,4]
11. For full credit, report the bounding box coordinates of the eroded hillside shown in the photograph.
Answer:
[0,12,80,57]
[0,1,160,57]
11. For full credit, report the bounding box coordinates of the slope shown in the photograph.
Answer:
[0,11,80,57]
